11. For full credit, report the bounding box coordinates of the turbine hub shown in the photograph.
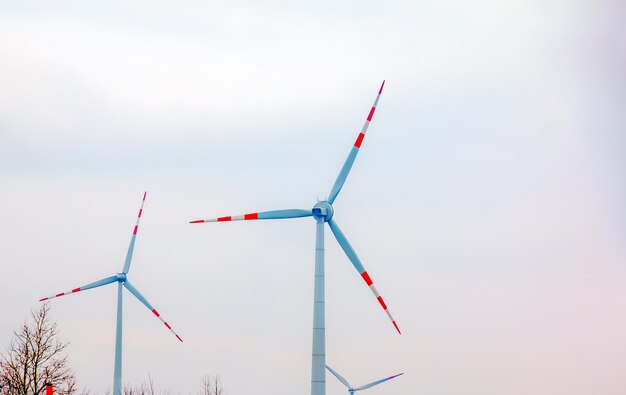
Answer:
[312,201,334,222]
[116,273,127,282]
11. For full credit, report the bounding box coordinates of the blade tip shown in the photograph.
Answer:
[393,321,401,334]
[379,80,385,94]
[189,220,204,224]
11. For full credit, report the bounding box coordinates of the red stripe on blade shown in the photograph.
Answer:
[361,271,373,286]
[138,209,143,218]
[189,220,204,224]
[379,80,385,94]
[377,296,388,310]
[152,309,160,317]
[40,298,48,301]
[366,106,376,121]
[176,335,183,342]
[218,216,232,222]
[56,293,65,297]
[244,213,259,220]
[143,192,147,200]
[133,225,138,234]
[164,322,172,330]
[71,288,80,293]
[393,321,401,334]
[354,133,365,148]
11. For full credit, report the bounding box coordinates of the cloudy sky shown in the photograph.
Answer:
[1,1,625,394]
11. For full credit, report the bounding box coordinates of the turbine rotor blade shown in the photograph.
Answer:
[190,209,312,224]
[328,81,385,204]
[328,218,401,334]
[123,280,183,342]
[39,275,118,301]
[354,373,404,391]
[326,365,351,389]
[122,192,147,274]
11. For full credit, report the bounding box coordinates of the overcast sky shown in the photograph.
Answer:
[1,1,625,394]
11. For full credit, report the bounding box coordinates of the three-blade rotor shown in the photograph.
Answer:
[190,81,400,334]
[39,192,183,342]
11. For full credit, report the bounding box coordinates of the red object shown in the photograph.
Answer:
[46,384,53,395]
[379,80,385,94]
[377,296,387,310]
[189,220,204,223]
[361,271,373,286]
[164,322,172,330]
[367,106,376,121]
[152,309,160,317]
[71,288,80,293]
[244,213,259,220]
[138,209,143,218]
[393,321,401,334]
[217,216,232,222]
[354,133,365,148]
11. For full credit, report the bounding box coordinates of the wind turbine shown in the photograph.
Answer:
[39,192,182,395]
[326,365,404,395]
[190,81,399,395]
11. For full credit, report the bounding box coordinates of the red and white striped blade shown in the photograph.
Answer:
[39,275,118,302]
[190,208,312,224]
[123,280,183,342]
[355,372,404,391]
[328,218,401,334]
[122,191,147,274]
[361,272,401,335]
[328,81,385,204]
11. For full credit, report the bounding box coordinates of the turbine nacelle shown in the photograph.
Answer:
[312,201,334,222]
[116,273,127,282]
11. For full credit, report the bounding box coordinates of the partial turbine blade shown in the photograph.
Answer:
[122,192,147,274]
[328,81,385,204]
[328,218,401,334]
[39,275,118,301]
[326,365,351,389]
[123,280,183,342]
[190,208,312,223]
[354,372,404,391]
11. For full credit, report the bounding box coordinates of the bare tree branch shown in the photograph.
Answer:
[0,304,79,395]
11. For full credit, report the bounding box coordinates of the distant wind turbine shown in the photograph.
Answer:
[190,81,399,395]
[39,192,182,395]
[326,365,404,395]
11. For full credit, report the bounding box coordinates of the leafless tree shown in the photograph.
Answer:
[200,375,223,395]
[122,374,156,395]
[0,304,78,395]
